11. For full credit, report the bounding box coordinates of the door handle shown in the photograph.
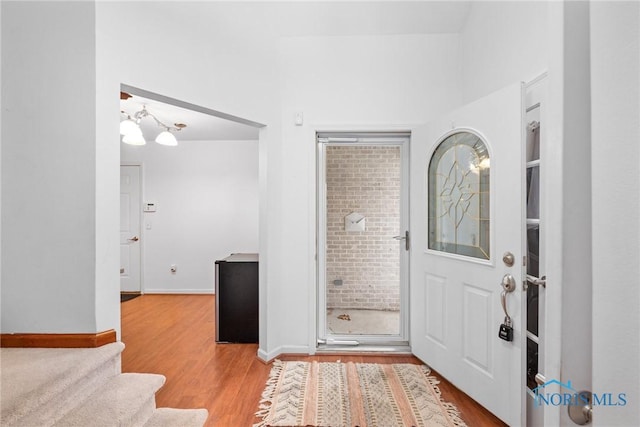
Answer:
[392,231,410,251]
[525,274,546,289]
[500,274,516,323]
[498,274,517,341]
[128,236,139,242]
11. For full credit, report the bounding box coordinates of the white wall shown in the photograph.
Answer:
[459,1,548,104]
[280,35,462,124]
[96,1,281,343]
[0,2,3,315]
[0,0,501,355]
[0,2,120,334]
[0,0,278,338]
[548,4,595,425]
[590,2,640,425]
[3,8,638,422]
[261,34,462,358]
[120,141,259,293]
[1,1,462,354]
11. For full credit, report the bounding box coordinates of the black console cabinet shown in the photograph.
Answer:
[215,253,258,343]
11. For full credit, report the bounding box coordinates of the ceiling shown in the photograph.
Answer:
[167,1,472,38]
[120,93,260,142]
[120,2,472,142]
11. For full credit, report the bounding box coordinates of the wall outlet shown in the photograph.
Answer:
[170,264,177,273]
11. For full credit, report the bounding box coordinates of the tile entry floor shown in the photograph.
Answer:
[326,308,400,335]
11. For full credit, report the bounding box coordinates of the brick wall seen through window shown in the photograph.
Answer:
[325,145,401,311]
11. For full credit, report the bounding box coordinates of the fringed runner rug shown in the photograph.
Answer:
[254,360,467,427]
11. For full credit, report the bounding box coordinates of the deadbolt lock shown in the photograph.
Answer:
[502,251,515,267]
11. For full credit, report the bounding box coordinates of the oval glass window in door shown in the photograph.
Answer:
[428,131,490,260]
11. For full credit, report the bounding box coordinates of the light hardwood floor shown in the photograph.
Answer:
[121,294,506,426]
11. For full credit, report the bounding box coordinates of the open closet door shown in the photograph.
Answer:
[410,83,525,426]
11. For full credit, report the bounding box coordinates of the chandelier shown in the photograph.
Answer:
[120,105,186,146]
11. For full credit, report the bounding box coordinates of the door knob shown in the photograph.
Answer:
[128,236,139,242]
[568,391,593,425]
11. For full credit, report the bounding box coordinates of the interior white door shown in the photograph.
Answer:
[410,83,524,426]
[120,165,142,292]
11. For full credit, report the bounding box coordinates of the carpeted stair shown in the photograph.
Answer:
[0,342,208,427]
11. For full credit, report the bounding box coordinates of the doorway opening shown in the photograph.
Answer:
[317,132,410,349]
[118,84,264,299]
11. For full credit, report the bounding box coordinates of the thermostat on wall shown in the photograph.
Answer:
[144,202,157,212]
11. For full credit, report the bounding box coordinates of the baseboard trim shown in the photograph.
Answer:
[0,329,117,348]
[257,345,310,362]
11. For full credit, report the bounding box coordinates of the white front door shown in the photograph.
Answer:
[410,83,524,426]
[120,165,142,292]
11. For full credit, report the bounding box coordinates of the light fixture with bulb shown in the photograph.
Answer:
[120,105,186,147]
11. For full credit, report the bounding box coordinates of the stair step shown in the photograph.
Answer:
[0,342,125,427]
[144,408,209,427]
[54,373,166,427]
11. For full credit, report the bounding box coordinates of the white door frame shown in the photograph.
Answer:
[316,132,410,347]
[120,162,144,293]
[524,72,552,425]
[305,125,414,354]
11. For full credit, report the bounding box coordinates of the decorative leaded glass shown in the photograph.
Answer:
[428,131,490,260]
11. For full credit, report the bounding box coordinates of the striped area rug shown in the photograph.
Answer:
[254,360,467,427]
